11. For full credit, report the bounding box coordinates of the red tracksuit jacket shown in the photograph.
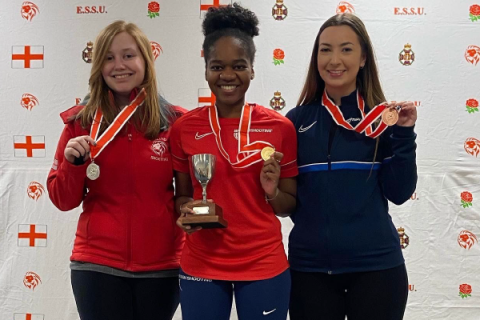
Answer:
[47,105,184,272]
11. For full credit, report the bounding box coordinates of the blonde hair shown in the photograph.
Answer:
[78,20,164,139]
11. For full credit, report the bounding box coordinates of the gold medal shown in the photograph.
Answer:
[86,162,100,180]
[261,147,275,161]
[381,108,399,126]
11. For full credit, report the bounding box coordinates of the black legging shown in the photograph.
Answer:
[289,264,408,320]
[71,270,179,320]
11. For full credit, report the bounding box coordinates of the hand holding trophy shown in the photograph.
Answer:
[178,154,227,229]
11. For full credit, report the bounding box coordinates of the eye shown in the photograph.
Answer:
[234,65,247,70]
[125,53,134,59]
[105,55,113,61]
[210,65,222,71]
[342,47,353,52]
[319,48,330,52]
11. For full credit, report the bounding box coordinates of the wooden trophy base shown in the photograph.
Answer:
[179,202,227,229]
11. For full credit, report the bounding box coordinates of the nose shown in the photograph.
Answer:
[329,51,341,65]
[113,57,125,70]
[219,67,235,81]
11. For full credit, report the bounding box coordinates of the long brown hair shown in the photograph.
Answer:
[297,13,386,109]
[78,20,163,139]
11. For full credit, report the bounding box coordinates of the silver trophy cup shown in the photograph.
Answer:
[192,154,216,204]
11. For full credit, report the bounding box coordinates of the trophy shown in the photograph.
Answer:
[178,154,227,229]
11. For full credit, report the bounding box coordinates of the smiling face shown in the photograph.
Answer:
[317,25,366,102]
[205,36,254,113]
[101,31,145,102]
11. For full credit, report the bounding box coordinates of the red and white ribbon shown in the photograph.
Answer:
[208,103,273,168]
[322,90,388,139]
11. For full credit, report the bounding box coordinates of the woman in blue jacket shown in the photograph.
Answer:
[286,13,418,320]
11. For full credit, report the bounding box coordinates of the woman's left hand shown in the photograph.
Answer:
[386,101,417,127]
[260,151,283,198]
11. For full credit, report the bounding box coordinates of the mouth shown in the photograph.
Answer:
[218,85,239,92]
[112,74,132,79]
[328,70,345,77]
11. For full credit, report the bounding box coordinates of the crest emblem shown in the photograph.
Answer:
[270,91,286,111]
[21,93,39,111]
[147,1,160,18]
[151,41,163,60]
[465,45,480,65]
[460,191,473,208]
[152,138,167,156]
[470,4,480,22]
[27,181,45,201]
[397,227,409,249]
[336,1,355,14]
[399,43,415,66]
[272,0,288,20]
[458,230,477,249]
[24,271,42,290]
[21,1,39,21]
[464,137,480,157]
[82,42,94,63]
[459,284,472,299]
[273,48,285,65]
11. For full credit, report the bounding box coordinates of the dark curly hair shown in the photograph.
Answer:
[202,3,259,64]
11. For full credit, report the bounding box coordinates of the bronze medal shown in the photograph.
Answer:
[261,147,275,161]
[381,108,399,126]
[86,162,100,180]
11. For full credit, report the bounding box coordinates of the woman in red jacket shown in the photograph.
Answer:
[47,21,184,320]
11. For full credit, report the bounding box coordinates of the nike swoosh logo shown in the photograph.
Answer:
[263,309,276,315]
[298,121,317,133]
[195,132,213,140]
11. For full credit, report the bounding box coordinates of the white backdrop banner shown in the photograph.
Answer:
[1,1,479,319]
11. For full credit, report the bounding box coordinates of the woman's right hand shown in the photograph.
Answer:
[64,135,96,164]
[176,200,210,235]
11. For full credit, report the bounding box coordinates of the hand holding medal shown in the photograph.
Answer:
[260,148,283,200]
[383,101,418,127]
[64,135,96,164]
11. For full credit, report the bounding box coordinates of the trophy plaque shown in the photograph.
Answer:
[178,154,227,229]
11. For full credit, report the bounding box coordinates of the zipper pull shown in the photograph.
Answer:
[128,133,132,141]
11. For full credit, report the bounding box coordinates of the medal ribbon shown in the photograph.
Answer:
[322,90,388,139]
[208,103,273,168]
[89,88,146,160]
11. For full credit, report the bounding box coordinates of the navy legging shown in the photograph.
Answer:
[179,269,291,320]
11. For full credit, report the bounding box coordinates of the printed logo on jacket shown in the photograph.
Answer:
[151,138,169,162]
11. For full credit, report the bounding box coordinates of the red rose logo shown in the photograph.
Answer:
[147,1,160,18]
[458,230,477,249]
[465,45,480,65]
[21,1,39,21]
[467,99,479,108]
[459,284,472,298]
[273,48,285,65]
[461,191,473,203]
[470,4,480,21]
[466,98,479,113]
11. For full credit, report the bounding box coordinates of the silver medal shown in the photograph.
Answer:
[86,162,100,180]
